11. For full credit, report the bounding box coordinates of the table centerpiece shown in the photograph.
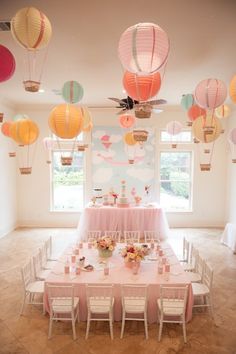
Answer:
[95,236,116,259]
[121,244,145,268]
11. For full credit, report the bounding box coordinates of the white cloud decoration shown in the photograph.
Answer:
[127,167,154,182]
[93,168,113,184]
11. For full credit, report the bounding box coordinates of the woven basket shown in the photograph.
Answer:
[9,152,16,157]
[133,130,148,142]
[134,109,151,119]
[0,113,3,123]
[61,156,73,166]
[19,167,32,175]
[200,163,211,171]
[23,80,40,92]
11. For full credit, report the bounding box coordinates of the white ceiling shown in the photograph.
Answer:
[1,0,236,109]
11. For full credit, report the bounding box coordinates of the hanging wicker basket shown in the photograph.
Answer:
[19,167,32,175]
[61,156,73,166]
[202,126,214,135]
[8,152,16,157]
[128,159,134,164]
[171,143,177,148]
[0,113,3,123]
[23,80,40,92]
[193,138,200,144]
[186,121,192,127]
[232,159,236,163]
[134,104,152,119]
[78,144,88,151]
[200,163,211,171]
[133,130,148,142]
[204,149,210,154]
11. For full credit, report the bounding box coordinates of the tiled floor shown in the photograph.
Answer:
[0,227,236,354]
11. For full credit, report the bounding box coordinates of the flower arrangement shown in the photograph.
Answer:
[134,195,142,205]
[121,244,145,263]
[95,236,116,251]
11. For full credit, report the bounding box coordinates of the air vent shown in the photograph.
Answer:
[0,21,11,31]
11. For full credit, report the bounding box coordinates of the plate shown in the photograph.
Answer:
[81,264,94,272]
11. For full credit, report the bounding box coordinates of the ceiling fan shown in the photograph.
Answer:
[108,96,167,117]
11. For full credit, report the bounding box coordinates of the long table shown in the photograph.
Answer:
[44,242,193,323]
[77,204,170,241]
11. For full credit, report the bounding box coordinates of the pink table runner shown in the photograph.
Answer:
[44,242,193,323]
[77,204,170,241]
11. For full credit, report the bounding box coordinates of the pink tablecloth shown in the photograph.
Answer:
[44,242,193,324]
[77,204,170,241]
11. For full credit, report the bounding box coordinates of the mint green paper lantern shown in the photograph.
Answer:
[62,81,84,104]
[13,113,29,121]
[181,94,194,110]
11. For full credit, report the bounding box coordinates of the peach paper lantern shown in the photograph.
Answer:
[215,105,230,119]
[229,75,236,103]
[118,22,170,74]
[123,71,161,101]
[192,114,222,143]
[119,114,135,129]
[1,121,13,137]
[187,104,206,122]
[11,7,52,50]
[195,78,227,109]
[48,104,83,139]
[10,119,39,145]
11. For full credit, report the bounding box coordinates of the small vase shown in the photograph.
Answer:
[132,262,140,275]
[98,249,113,259]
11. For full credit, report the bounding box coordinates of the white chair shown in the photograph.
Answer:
[121,284,148,339]
[192,262,214,317]
[85,284,114,339]
[47,284,80,340]
[104,230,121,243]
[32,251,51,281]
[144,231,160,243]
[87,230,101,242]
[188,253,205,283]
[157,285,188,343]
[20,260,45,315]
[124,231,140,244]
[182,244,198,272]
[39,244,57,270]
[178,237,190,263]
[45,236,60,261]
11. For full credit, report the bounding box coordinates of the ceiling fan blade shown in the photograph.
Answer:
[152,108,163,113]
[116,108,128,115]
[108,97,125,105]
[148,99,167,105]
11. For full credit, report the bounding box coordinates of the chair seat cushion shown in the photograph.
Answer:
[89,297,114,313]
[52,297,79,313]
[26,280,44,293]
[188,272,202,283]
[157,299,185,316]
[182,263,195,271]
[192,282,209,296]
[123,298,146,313]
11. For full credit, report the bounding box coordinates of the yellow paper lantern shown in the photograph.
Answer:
[124,132,137,145]
[192,114,222,143]
[81,107,92,132]
[11,7,52,50]
[48,104,83,139]
[230,75,236,103]
[215,104,230,119]
[10,119,39,145]
[83,121,93,133]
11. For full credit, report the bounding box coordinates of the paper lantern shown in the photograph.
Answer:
[215,105,230,119]
[43,137,53,150]
[62,81,84,104]
[13,113,28,121]
[48,104,83,139]
[119,114,135,129]
[10,119,39,145]
[229,75,236,103]
[124,132,137,145]
[195,78,227,109]
[181,94,194,110]
[83,121,93,132]
[118,22,170,74]
[123,71,161,101]
[0,45,16,83]
[192,114,222,143]
[228,128,236,144]
[166,121,183,135]
[187,105,206,122]
[1,121,13,137]
[11,7,52,50]
[81,107,92,131]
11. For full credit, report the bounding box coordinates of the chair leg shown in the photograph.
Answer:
[120,311,125,339]
[20,293,26,315]
[182,320,187,343]
[85,313,91,339]
[144,313,148,339]
[158,319,163,342]
[109,314,113,340]
[48,317,53,339]
[72,317,77,340]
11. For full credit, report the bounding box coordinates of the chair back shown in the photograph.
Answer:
[47,284,75,313]
[32,251,43,278]
[86,284,113,312]
[195,254,205,280]
[183,237,190,262]
[39,244,47,267]
[160,285,188,315]
[124,231,140,244]
[202,262,213,290]
[122,284,148,312]
[104,230,121,242]
[45,237,53,259]
[21,260,34,289]
[189,244,199,269]
[144,231,160,243]
[87,230,101,242]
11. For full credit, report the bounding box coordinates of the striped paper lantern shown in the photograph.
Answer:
[195,78,227,109]
[48,104,83,139]
[0,45,16,83]
[123,71,161,101]
[62,81,84,104]
[11,7,52,50]
[118,22,170,74]
[10,119,39,145]
[229,75,236,103]
[119,114,135,129]
[81,107,92,131]
[187,104,206,122]
[181,94,194,110]
[192,114,222,143]
[1,121,13,137]
[166,121,183,135]
[215,105,230,119]
[228,128,236,144]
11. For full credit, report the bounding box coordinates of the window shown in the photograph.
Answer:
[160,130,192,143]
[159,151,192,211]
[51,149,85,212]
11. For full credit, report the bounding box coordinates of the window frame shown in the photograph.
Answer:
[159,129,192,144]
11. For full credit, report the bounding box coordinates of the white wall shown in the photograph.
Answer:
[225,106,236,224]
[16,104,228,228]
[0,99,17,238]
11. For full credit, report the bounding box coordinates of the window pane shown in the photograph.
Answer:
[52,151,84,211]
[160,130,192,143]
[160,151,192,211]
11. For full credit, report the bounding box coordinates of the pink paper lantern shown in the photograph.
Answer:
[43,137,54,150]
[0,45,16,83]
[195,78,227,109]
[119,114,135,129]
[228,128,236,144]
[118,22,170,74]
[166,121,183,135]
